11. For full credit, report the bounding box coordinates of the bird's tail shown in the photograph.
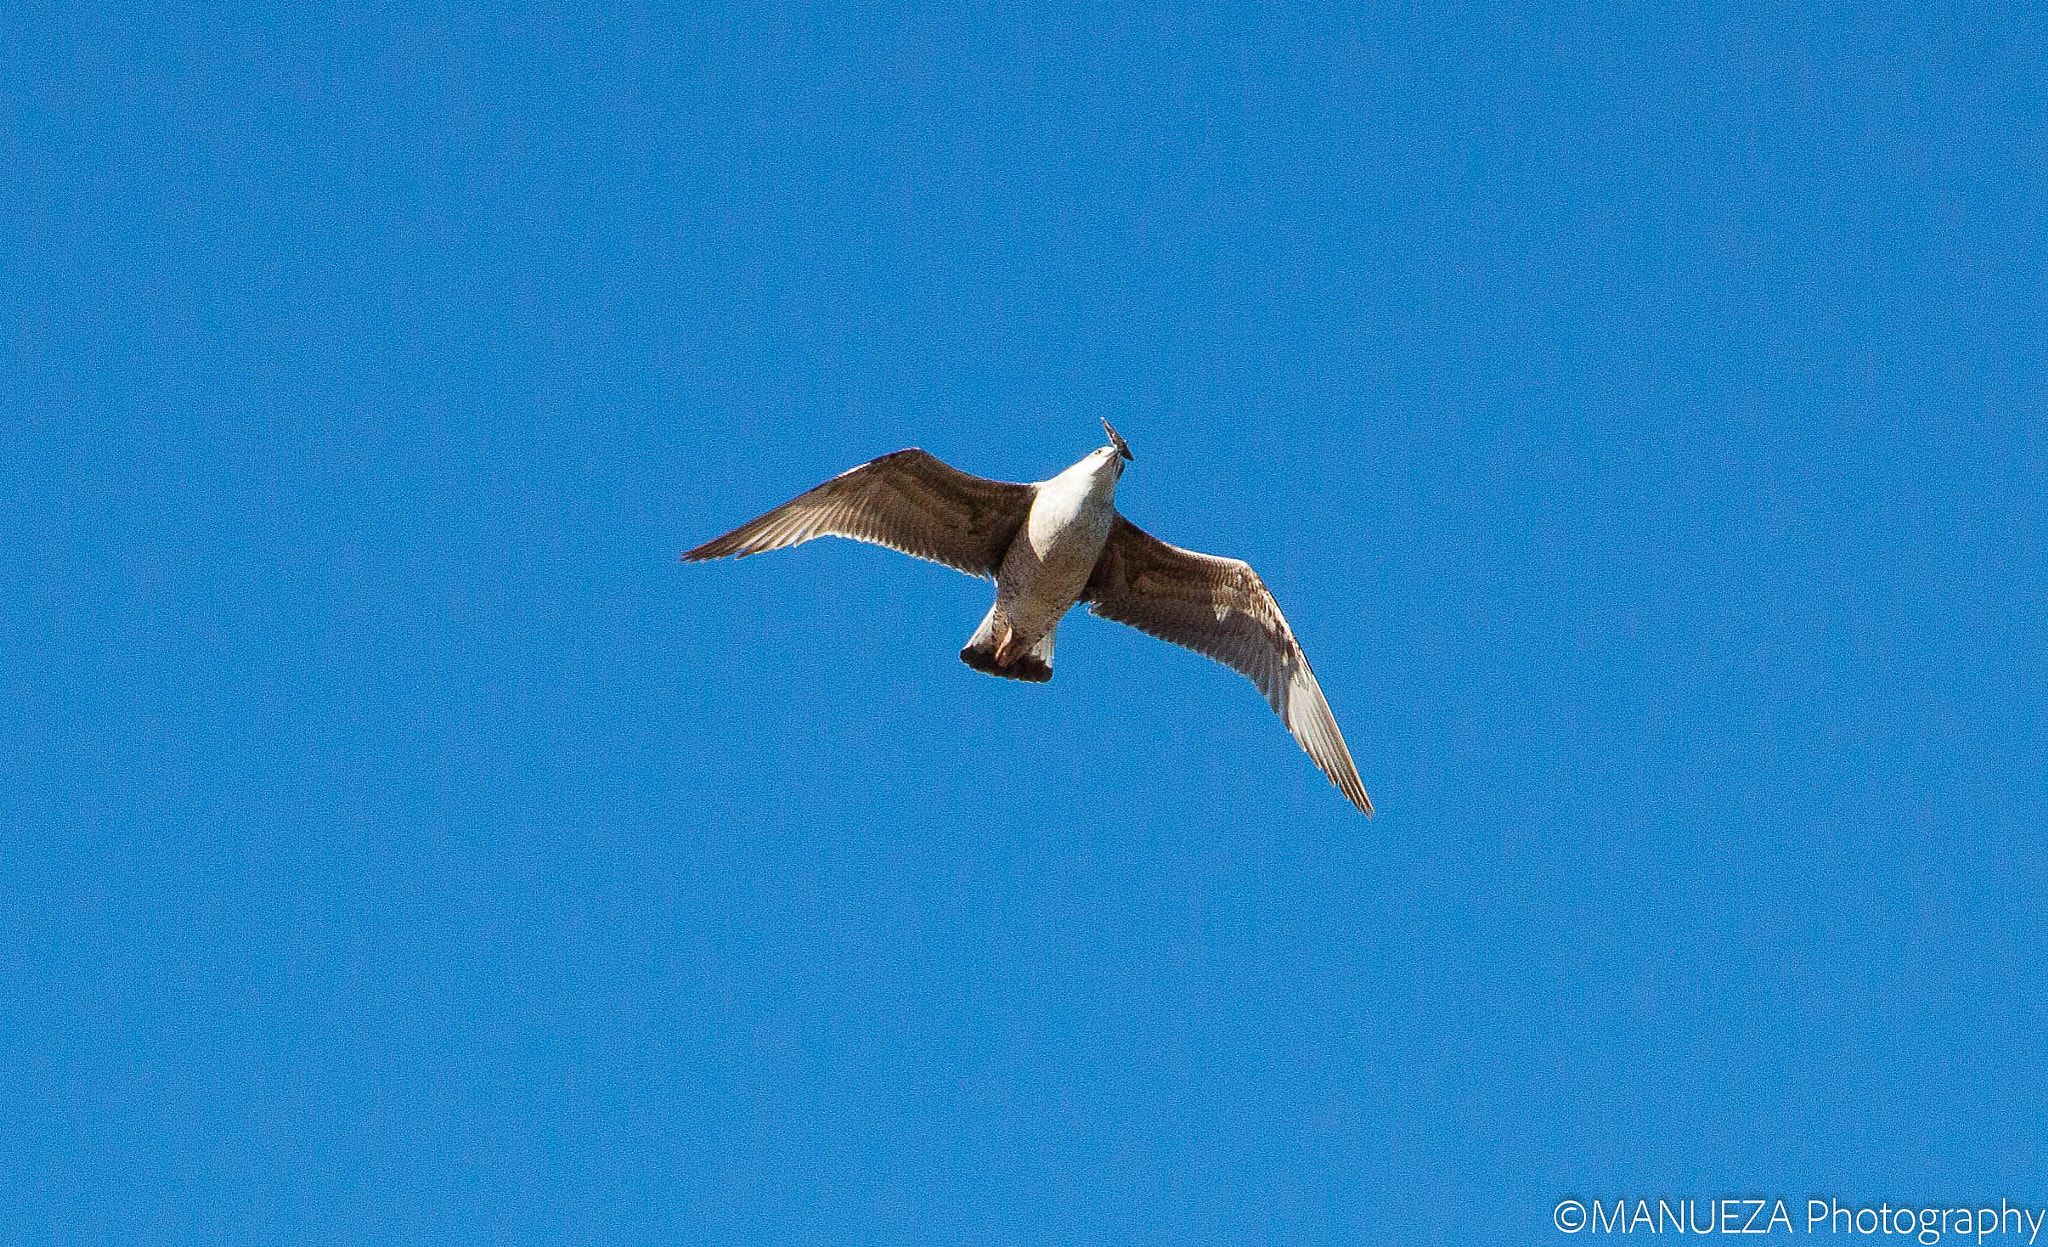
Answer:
[960,607,1054,683]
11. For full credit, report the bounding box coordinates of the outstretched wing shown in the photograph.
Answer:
[683,448,1036,580]
[1084,515,1372,814]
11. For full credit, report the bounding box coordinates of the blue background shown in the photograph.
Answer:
[5,2,2045,1242]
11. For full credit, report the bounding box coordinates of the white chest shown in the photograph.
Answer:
[1026,465,1115,559]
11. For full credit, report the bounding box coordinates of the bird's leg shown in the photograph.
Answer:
[994,623,1020,667]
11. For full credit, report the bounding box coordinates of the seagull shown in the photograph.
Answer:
[683,420,1372,814]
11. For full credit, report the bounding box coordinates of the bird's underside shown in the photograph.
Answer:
[683,443,1373,814]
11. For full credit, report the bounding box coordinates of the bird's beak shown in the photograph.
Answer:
[1101,418,1134,462]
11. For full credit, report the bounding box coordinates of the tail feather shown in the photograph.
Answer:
[960,608,1054,683]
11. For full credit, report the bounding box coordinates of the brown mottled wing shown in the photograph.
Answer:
[682,448,1035,580]
[1085,515,1372,814]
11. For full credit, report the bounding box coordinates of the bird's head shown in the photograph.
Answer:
[1100,418,1134,468]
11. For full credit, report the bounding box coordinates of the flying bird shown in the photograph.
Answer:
[683,421,1372,814]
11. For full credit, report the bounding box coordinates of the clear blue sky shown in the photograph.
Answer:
[4,2,2045,1242]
